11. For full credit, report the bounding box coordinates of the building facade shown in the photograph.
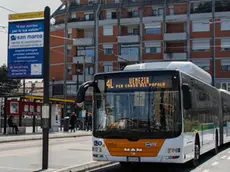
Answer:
[50,0,230,98]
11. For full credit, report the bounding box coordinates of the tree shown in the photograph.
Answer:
[0,64,21,96]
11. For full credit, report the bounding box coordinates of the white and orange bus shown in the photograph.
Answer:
[76,61,230,168]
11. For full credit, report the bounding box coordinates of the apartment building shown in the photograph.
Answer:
[50,0,230,100]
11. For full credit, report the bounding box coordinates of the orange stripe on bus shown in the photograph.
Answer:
[104,139,165,157]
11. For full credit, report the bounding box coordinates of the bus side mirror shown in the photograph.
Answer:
[182,84,192,110]
[76,81,98,107]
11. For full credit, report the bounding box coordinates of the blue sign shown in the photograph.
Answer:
[8,20,44,78]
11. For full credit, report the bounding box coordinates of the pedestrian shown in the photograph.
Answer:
[69,112,77,132]
[87,112,92,131]
[7,115,19,134]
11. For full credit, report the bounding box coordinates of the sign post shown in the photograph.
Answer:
[42,7,50,170]
[7,8,50,170]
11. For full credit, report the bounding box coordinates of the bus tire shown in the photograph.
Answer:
[192,136,200,167]
[214,129,219,155]
[120,162,131,169]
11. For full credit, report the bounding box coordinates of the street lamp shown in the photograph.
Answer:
[60,0,71,117]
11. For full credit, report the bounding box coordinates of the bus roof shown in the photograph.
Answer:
[219,89,230,95]
[124,61,212,85]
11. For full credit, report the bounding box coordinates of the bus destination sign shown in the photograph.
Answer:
[106,76,169,90]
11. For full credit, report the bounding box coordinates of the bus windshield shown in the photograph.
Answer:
[94,71,182,139]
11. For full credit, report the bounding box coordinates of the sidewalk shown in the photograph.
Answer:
[0,130,92,143]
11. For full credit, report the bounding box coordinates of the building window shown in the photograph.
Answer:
[68,29,72,39]
[221,20,230,31]
[121,44,139,55]
[103,44,113,55]
[84,13,94,21]
[221,60,230,72]
[103,25,113,36]
[221,65,230,72]
[85,66,94,75]
[145,47,161,54]
[145,23,161,34]
[104,48,113,55]
[67,45,72,56]
[221,83,230,91]
[67,64,72,75]
[77,47,94,56]
[152,8,158,16]
[106,10,117,19]
[192,21,210,32]
[159,8,163,16]
[169,8,174,15]
[145,41,161,54]
[221,38,230,51]
[71,12,76,19]
[192,39,210,51]
[104,65,113,72]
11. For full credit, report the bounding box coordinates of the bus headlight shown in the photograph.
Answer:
[92,147,102,152]
[168,148,180,153]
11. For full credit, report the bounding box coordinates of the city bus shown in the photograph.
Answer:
[76,61,230,167]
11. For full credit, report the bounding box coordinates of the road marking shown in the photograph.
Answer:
[212,161,219,166]
[202,170,209,172]
[228,151,230,154]
[221,155,227,159]
[227,156,230,160]
[0,166,34,171]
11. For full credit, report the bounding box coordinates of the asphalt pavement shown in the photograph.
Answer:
[89,143,230,172]
[0,136,93,172]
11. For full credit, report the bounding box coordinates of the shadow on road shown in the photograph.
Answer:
[90,142,230,172]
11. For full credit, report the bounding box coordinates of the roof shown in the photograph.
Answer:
[124,61,212,85]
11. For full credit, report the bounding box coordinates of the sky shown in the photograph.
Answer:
[0,0,61,66]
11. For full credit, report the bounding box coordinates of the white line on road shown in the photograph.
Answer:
[227,156,230,160]
[211,161,219,166]
[202,170,210,172]
[0,166,34,171]
[221,155,227,159]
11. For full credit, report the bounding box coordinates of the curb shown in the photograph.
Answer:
[51,161,115,172]
[0,133,92,143]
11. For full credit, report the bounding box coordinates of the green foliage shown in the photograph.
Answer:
[192,1,230,13]
[0,64,21,96]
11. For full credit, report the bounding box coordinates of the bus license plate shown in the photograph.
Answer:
[127,157,139,162]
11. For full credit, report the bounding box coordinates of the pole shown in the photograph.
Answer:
[63,2,70,118]
[76,61,79,91]
[32,99,36,133]
[19,79,25,126]
[212,0,216,86]
[187,0,191,61]
[162,0,166,61]
[42,6,50,170]
[3,97,7,134]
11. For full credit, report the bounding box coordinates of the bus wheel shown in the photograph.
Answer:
[120,162,132,169]
[193,140,200,167]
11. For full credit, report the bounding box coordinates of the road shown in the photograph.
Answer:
[0,136,92,172]
[89,143,230,172]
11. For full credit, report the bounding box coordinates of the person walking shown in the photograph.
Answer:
[69,112,77,132]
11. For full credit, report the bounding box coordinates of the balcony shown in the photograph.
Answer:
[118,35,140,43]
[164,32,186,41]
[73,74,94,83]
[73,56,94,63]
[164,52,187,61]
[118,54,139,62]
[73,38,94,46]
